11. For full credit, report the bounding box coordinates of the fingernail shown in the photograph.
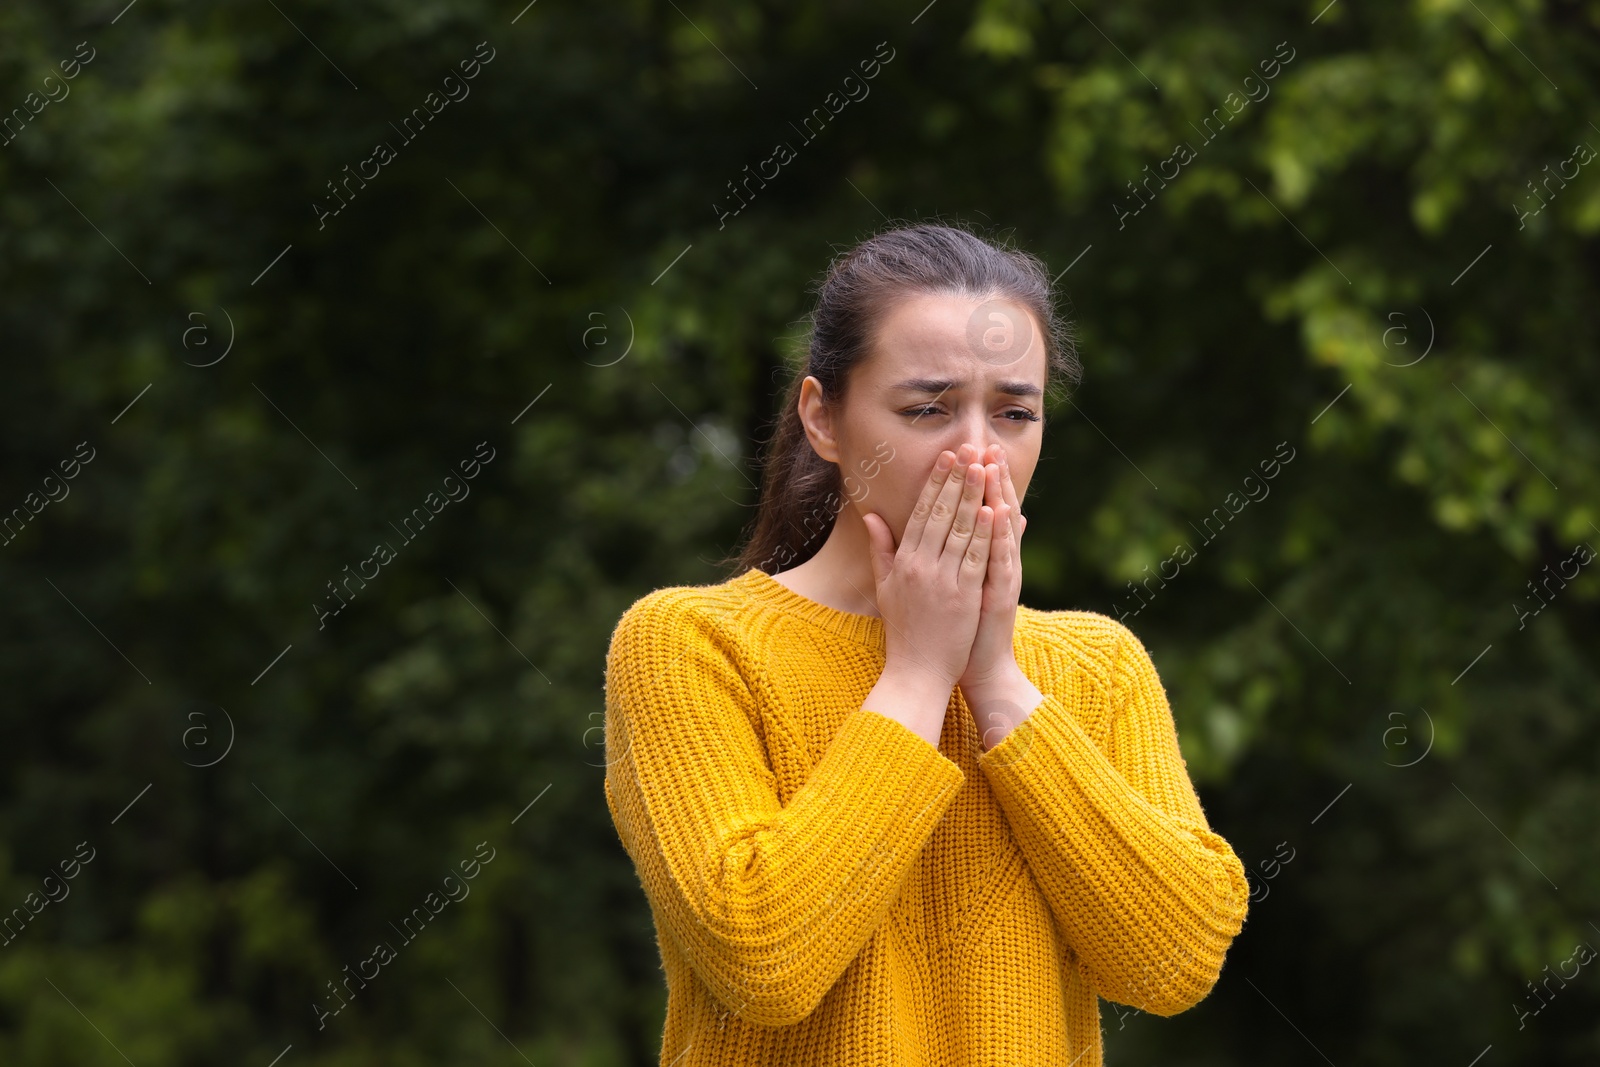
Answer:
[936,451,952,471]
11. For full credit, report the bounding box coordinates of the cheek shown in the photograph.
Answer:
[844,462,909,510]
[866,451,946,527]
[1013,466,1034,498]
[1006,449,1038,492]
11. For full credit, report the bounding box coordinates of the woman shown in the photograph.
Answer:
[603,222,1249,1066]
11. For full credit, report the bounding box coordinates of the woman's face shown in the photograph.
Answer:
[800,290,1048,546]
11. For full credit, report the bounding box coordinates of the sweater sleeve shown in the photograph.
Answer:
[974,620,1249,1016]
[602,591,967,1028]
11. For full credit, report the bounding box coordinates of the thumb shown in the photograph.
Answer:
[863,511,895,589]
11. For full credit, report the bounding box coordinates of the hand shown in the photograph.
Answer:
[863,443,996,690]
[956,443,1029,706]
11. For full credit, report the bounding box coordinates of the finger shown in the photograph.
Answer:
[984,455,1007,518]
[961,504,994,590]
[924,448,978,564]
[940,459,987,575]
[997,449,1023,542]
[980,462,1006,565]
[900,449,955,556]
[988,486,1015,582]
[996,459,1024,576]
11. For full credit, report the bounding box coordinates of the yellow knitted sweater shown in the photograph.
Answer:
[602,566,1249,1066]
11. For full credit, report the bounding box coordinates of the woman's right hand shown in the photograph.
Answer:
[863,443,997,690]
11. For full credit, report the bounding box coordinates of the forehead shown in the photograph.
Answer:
[860,290,1048,392]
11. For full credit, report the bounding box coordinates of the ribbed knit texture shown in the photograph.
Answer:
[603,566,1250,1066]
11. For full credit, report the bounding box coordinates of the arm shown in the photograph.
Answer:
[974,618,1249,1016]
[602,590,966,1028]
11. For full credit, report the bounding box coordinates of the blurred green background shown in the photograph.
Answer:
[2,0,1597,1063]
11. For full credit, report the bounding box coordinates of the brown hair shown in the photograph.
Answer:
[725,220,1083,577]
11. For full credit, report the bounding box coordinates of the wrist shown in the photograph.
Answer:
[959,657,1027,696]
[960,664,1045,752]
[867,661,957,750]
[880,660,958,701]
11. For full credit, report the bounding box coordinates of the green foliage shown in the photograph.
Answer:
[1,0,1596,1063]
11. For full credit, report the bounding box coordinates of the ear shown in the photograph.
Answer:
[796,376,840,464]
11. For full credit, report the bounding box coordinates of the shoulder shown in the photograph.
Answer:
[1015,604,1156,690]
[607,575,750,661]
[604,577,765,715]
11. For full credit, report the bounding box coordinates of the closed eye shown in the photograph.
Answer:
[902,406,1040,422]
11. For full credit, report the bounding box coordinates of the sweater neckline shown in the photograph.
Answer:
[737,567,888,652]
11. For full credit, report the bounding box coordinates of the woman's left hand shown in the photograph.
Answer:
[955,444,1028,703]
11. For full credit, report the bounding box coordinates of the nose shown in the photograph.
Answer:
[952,412,1003,465]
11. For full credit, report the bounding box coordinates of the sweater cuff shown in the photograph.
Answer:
[976,692,1138,821]
[841,707,967,823]
[976,690,1243,922]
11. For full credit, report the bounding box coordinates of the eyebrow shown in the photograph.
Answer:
[890,377,1044,399]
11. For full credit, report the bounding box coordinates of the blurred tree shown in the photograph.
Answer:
[0,0,1595,1064]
